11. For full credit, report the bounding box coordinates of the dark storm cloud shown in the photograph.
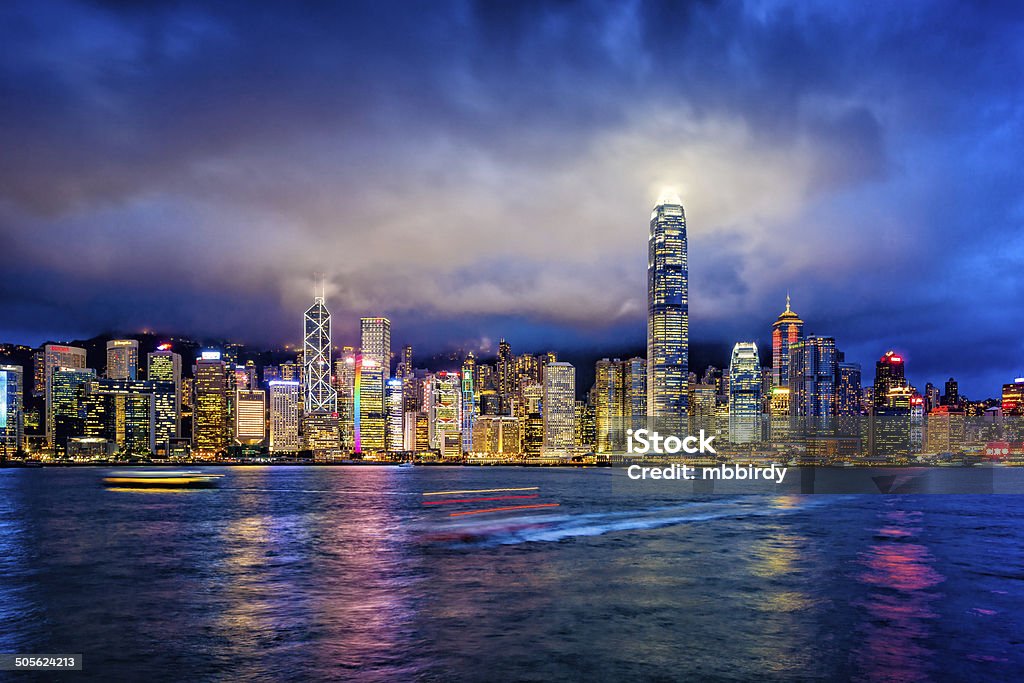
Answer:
[1,0,1023,396]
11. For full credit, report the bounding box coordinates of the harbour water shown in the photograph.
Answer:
[1,466,1022,681]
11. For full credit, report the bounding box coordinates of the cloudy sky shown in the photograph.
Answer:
[1,0,1022,396]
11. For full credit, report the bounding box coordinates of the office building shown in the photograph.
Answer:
[873,351,907,409]
[728,342,761,444]
[106,339,138,380]
[0,365,24,457]
[360,317,391,377]
[647,193,688,423]
[44,344,87,441]
[427,372,461,458]
[542,362,575,453]
[235,389,266,445]
[471,415,520,456]
[385,378,404,451]
[51,367,96,456]
[304,295,336,414]
[789,336,838,431]
[355,357,386,454]
[1001,377,1024,416]
[193,352,229,459]
[268,381,301,453]
[771,296,803,387]
[147,345,182,437]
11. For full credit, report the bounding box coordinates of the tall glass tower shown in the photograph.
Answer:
[729,342,762,444]
[771,295,803,387]
[304,296,336,414]
[647,192,688,422]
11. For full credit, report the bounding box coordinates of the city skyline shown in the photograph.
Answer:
[2,2,1024,398]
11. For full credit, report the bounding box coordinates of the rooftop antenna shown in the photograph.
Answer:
[786,291,791,313]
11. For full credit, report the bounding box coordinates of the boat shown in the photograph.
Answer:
[398,461,415,468]
[103,470,223,489]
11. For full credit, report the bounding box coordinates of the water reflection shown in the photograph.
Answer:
[854,503,944,682]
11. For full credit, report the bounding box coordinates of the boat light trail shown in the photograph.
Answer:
[423,487,540,496]
[423,495,539,506]
[449,503,560,517]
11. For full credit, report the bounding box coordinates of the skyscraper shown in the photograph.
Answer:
[354,356,385,454]
[385,378,404,451]
[943,377,960,408]
[44,344,87,441]
[789,336,838,429]
[1002,377,1024,416]
[0,364,24,458]
[336,346,356,453]
[542,362,576,453]
[836,361,863,437]
[873,351,907,409]
[771,296,803,387]
[268,380,301,453]
[83,379,176,455]
[728,342,762,444]
[427,372,461,458]
[593,358,644,452]
[497,339,513,414]
[360,317,391,377]
[147,345,182,437]
[235,389,266,445]
[51,366,96,456]
[304,296,335,414]
[647,192,688,422]
[461,354,476,452]
[106,339,139,380]
[193,352,229,459]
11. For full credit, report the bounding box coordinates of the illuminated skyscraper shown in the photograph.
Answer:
[647,193,688,422]
[497,339,513,414]
[771,296,803,387]
[360,317,391,377]
[836,361,863,437]
[44,344,87,441]
[873,351,907,409]
[594,357,650,453]
[461,354,476,452]
[687,383,717,438]
[594,358,627,452]
[354,356,386,454]
[427,372,461,458]
[728,342,762,444]
[193,352,229,459]
[147,345,182,437]
[303,412,340,455]
[397,345,414,379]
[51,366,96,456]
[83,379,175,455]
[542,362,575,453]
[304,296,335,414]
[235,389,266,445]
[385,378,404,451]
[1002,377,1024,416]
[106,339,138,380]
[628,357,647,431]
[336,346,356,453]
[0,364,24,457]
[268,381,301,453]
[943,377,960,408]
[769,387,791,442]
[472,415,520,456]
[789,336,838,430]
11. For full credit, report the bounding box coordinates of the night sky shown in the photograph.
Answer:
[1,1,1023,397]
